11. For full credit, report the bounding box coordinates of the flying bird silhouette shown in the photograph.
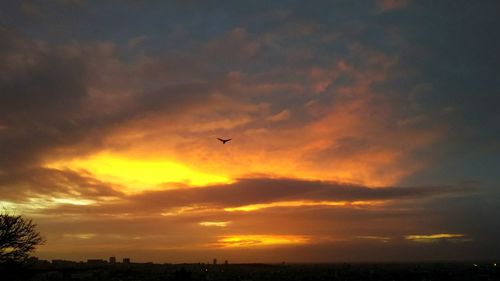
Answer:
[217,138,232,144]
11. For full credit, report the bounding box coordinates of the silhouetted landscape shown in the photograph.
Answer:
[2,258,499,281]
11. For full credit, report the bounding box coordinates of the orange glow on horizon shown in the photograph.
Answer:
[217,235,309,248]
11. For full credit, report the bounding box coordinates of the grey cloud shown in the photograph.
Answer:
[131,177,469,210]
[0,27,89,168]
[0,28,234,197]
[42,177,470,215]
[0,168,122,201]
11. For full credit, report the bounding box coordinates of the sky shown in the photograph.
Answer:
[0,0,499,263]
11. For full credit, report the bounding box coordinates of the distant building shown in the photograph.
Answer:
[109,256,116,264]
[225,260,228,265]
[52,259,77,268]
[87,259,106,266]
[123,258,130,264]
[213,258,217,265]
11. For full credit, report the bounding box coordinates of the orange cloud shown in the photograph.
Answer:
[199,221,231,227]
[44,152,231,193]
[216,235,309,248]
[224,200,380,212]
[267,109,291,122]
[405,234,470,243]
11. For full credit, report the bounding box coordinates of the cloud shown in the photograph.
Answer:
[377,0,410,12]
[1,13,446,198]
[405,233,470,243]
[35,177,470,216]
[216,235,309,248]
[199,221,230,227]
[0,27,248,196]
[128,35,148,50]
[20,2,42,18]
[268,109,291,122]
[0,27,89,169]
[0,167,121,203]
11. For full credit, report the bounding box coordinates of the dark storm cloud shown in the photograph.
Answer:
[0,167,122,201]
[0,27,233,198]
[40,177,470,215]
[370,1,500,186]
[0,27,89,168]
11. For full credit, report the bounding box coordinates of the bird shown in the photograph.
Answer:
[217,138,232,144]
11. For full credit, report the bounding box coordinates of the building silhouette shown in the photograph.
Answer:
[213,258,217,265]
[87,259,106,266]
[123,258,130,264]
[51,259,77,268]
[109,256,116,264]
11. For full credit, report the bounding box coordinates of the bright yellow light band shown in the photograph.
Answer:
[45,152,231,193]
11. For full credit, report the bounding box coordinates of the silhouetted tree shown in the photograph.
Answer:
[0,211,44,263]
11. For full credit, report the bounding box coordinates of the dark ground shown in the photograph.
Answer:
[1,260,498,281]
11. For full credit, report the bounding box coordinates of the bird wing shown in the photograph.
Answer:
[217,138,231,142]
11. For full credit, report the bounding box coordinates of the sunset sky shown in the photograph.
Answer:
[1,0,499,263]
